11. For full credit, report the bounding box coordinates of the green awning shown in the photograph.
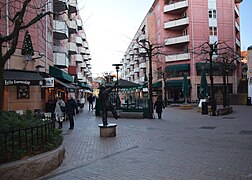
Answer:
[196,62,236,71]
[49,66,73,83]
[166,79,191,88]
[153,81,162,88]
[165,64,190,72]
[77,81,92,90]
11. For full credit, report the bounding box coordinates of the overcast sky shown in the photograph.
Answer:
[79,0,251,77]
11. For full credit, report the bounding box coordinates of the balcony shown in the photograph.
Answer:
[68,0,77,13]
[234,5,240,18]
[139,76,146,83]
[53,20,68,40]
[53,45,68,54]
[75,54,83,63]
[76,19,83,30]
[235,0,243,3]
[130,71,134,76]
[139,62,147,69]
[235,21,240,32]
[83,41,88,48]
[164,17,189,30]
[139,48,147,54]
[79,77,87,83]
[130,61,134,66]
[164,0,188,14]
[81,62,86,68]
[68,66,77,75]
[53,0,68,12]
[54,52,69,68]
[236,38,241,47]
[66,20,77,34]
[134,67,140,73]
[165,35,190,46]
[83,55,89,61]
[165,53,190,62]
[68,42,78,54]
[80,33,86,41]
[85,49,90,55]
[77,72,84,79]
[79,47,86,55]
[134,79,140,84]
[75,36,83,46]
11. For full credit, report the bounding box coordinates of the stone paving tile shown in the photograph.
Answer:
[39,105,252,180]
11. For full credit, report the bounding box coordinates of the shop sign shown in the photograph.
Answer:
[42,78,54,87]
[5,80,31,86]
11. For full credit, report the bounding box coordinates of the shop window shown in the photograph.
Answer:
[17,84,29,99]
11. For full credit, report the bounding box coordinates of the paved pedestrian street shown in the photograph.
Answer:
[39,105,252,180]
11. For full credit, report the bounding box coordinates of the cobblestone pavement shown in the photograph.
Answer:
[39,105,252,180]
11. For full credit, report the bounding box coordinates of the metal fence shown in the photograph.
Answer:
[0,121,55,163]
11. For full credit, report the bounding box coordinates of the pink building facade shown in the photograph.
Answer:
[0,0,93,112]
[121,0,242,102]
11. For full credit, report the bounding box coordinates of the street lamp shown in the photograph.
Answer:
[209,44,217,116]
[112,63,123,108]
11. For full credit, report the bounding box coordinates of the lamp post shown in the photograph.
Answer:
[112,63,123,108]
[209,44,217,116]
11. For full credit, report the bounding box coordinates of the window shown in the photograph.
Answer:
[209,27,217,36]
[209,9,217,18]
[183,29,188,36]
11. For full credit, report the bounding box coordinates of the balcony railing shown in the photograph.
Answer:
[164,0,188,13]
[66,20,77,34]
[53,20,68,40]
[75,36,83,46]
[68,42,78,54]
[235,21,240,32]
[139,62,146,69]
[77,72,83,79]
[164,17,189,30]
[76,19,83,30]
[165,35,190,46]
[165,53,190,62]
[54,52,69,68]
[134,67,140,73]
[236,38,241,47]
[75,54,83,63]
[79,47,86,55]
[53,0,68,12]
[68,0,77,13]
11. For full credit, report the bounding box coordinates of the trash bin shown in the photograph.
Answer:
[247,97,251,106]
[202,102,208,115]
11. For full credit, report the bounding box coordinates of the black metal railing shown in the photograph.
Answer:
[0,121,55,164]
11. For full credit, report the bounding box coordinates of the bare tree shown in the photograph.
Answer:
[0,0,53,116]
[191,41,241,114]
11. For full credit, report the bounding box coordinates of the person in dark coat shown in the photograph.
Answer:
[66,95,77,129]
[87,94,93,111]
[154,95,165,119]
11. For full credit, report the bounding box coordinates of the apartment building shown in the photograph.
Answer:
[0,0,92,112]
[121,0,242,102]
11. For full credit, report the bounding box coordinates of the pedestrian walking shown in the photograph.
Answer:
[54,97,65,129]
[80,96,85,112]
[66,95,77,130]
[154,95,165,119]
[87,94,93,111]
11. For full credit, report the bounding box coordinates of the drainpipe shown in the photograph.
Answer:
[6,0,10,110]
[45,0,48,73]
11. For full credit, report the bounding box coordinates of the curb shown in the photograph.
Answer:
[0,144,65,180]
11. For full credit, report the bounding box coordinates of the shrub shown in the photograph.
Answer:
[0,111,63,164]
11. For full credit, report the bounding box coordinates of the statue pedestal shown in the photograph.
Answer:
[98,123,117,137]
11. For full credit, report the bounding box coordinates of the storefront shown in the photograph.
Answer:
[3,69,45,112]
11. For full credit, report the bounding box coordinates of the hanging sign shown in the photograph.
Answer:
[42,78,54,87]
